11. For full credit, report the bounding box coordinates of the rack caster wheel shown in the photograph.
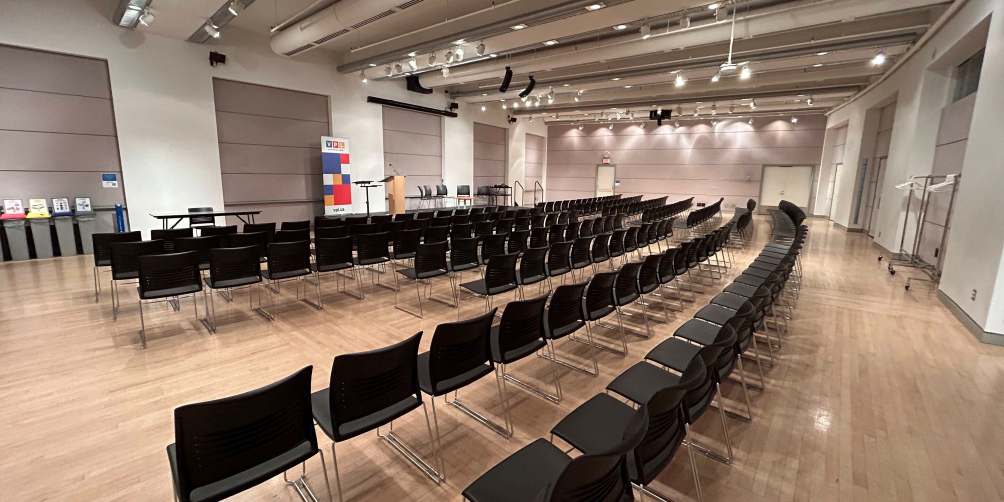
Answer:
[889,269,896,275]
[878,256,883,261]
[905,285,910,290]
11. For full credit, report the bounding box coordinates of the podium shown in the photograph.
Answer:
[382,175,406,215]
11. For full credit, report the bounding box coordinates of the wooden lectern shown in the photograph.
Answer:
[382,175,406,215]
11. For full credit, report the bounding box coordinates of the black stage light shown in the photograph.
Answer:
[649,109,672,126]
[499,66,513,92]
[518,76,536,99]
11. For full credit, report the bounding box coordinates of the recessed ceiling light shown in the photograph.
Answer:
[624,85,632,88]
[563,83,570,86]
[454,39,465,45]
[813,63,823,67]
[708,3,721,9]
[369,63,377,67]
[614,24,627,30]
[586,3,605,11]
[611,77,621,81]
[872,51,886,66]
[817,52,828,56]
[511,24,526,30]
[544,40,558,46]
[740,65,751,79]
[407,52,417,57]
[489,53,497,58]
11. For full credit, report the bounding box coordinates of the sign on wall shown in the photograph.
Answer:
[101,173,118,188]
[322,137,352,215]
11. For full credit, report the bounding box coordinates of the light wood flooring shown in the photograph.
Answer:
[2,216,1003,502]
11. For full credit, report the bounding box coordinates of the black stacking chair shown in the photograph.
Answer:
[228,232,268,263]
[109,239,164,321]
[314,226,348,239]
[473,220,495,242]
[91,230,141,302]
[395,241,455,318]
[579,271,628,356]
[419,309,510,448]
[608,229,627,268]
[638,253,670,323]
[371,215,392,225]
[136,251,203,348]
[311,333,442,498]
[545,241,572,285]
[590,233,611,272]
[516,246,548,298]
[451,222,472,241]
[514,217,531,232]
[531,214,546,228]
[529,226,549,248]
[612,261,651,338]
[202,246,264,333]
[432,216,452,228]
[242,222,275,244]
[313,236,358,301]
[547,224,566,245]
[540,281,596,376]
[461,252,518,314]
[344,216,368,226]
[657,248,685,311]
[492,294,562,404]
[274,229,310,244]
[199,225,237,240]
[551,357,707,502]
[423,225,449,245]
[151,228,193,253]
[618,323,738,465]
[448,236,481,278]
[570,237,593,281]
[186,207,216,227]
[390,228,422,265]
[564,221,581,242]
[394,212,416,222]
[315,217,344,228]
[353,232,397,297]
[262,240,320,314]
[281,220,310,230]
[479,233,507,266]
[462,401,647,502]
[174,235,219,272]
[695,302,761,419]
[579,218,593,239]
[507,229,529,255]
[624,226,639,260]
[168,367,329,502]
[496,218,514,235]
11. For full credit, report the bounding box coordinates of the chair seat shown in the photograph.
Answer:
[141,284,202,300]
[645,338,703,374]
[606,361,683,405]
[694,305,736,328]
[355,256,390,266]
[389,251,416,260]
[733,274,767,288]
[516,270,546,286]
[546,266,571,276]
[461,438,570,502]
[312,262,353,273]
[205,276,260,289]
[447,261,479,273]
[614,292,639,307]
[711,292,747,310]
[674,318,722,345]
[571,260,592,269]
[460,279,517,296]
[550,393,634,458]
[742,267,772,279]
[723,282,758,298]
[167,440,315,502]
[417,351,494,396]
[310,388,421,442]
[584,304,615,321]
[95,259,112,267]
[639,283,658,295]
[544,316,585,340]
[491,325,545,364]
[398,267,448,280]
[112,272,139,281]
[262,268,310,281]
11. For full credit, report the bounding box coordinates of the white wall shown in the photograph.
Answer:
[0,0,540,234]
[823,0,1004,333]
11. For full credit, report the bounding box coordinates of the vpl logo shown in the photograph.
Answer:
[325,140,332,148]
[326,140,345,149]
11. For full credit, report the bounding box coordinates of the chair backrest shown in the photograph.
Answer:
[639,254,662,292]
[394,212,417,222]
[345,216,369,226]
[416,211,434,220]
[315,217,345,228]
[209,246,262,286]
[485,253,519,292]
[315,226,348,239]
[314,237,354,271]
[92,231,142,266]
[571,237,592,266]
[458,185,471,196]
[281,220,310,231]
[274,229,310,243]
[548,224,567,244]
[423,225,449,244]
[371,215,392,225]
[583,271,618,320]
[172,367,317,502]
[508,229,529,254]
[614,261,643,305]
[423,185,433,198]
[685,325,737,423]
[266,240,311,275]
[449,237,480,269]
[658,248,678,281]
[747,198,756,212]
[187,207,215,225]
[227,231,267,258]
[199,225,238,239]
[356,232,390,263]
[481,233,508,263]
[413,241,448,277]
[591,233,610,260]
[519,246,547,282]
[451,223,472,240]
[242,222,275,243]
[547,241,572,273]
[477,185,491,196]
[426,310,496,395]
[392,228,422,257]
[110,240,164,278]
[431,216,452,228]
[151,228,194,253]
[623,226,638,251]
[495,295,548,363]
[436,184,448,196]
[547,281,588,334]
[174,236,219,266]
[547,404,647,502]
[138,251,202,299]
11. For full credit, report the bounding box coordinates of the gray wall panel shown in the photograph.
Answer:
[0,45,111,99]
[383,129,443,156]
[474,122,507,144]
[0,130,120,172]
[0,87,116,135]
[474,122,507,190]
[383,107,443,136]
[212,79,329,123]
[222,173,322,202]
[219,143,319,175]
[215,111,329,149]
[384,153,443,176]
[0,171,124,206]
[382,107,442,197]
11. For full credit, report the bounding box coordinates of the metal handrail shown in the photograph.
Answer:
[534,181,544,205]
[513,180,524,206]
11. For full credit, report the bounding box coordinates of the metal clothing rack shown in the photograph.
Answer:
[885,173,960,290]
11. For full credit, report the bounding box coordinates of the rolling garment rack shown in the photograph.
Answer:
[885,174,960,290]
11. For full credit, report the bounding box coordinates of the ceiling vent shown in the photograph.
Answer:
[396,0,425,10]
[314,29,350,45]
[283,44,316,57]
[351,10,396,30]
[271,0,430,56]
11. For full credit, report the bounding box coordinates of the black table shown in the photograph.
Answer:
[150,210,261,229]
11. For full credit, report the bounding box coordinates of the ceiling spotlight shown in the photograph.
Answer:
[587,3,605,11]
[716,7,727,22]
[499,66,513,92]
[579,125,584,130]
[369,63,377,67]
[502,102,508,109]
[728,104,735,113]
[547,87,555,99]
[442,67,450,77]
[640,122,645,129]
[519,76,537,99]
[204,23,220,38]
[708,2,721,8]
[489,53,497,58]
[872,51,886,66]
[407,52,417,57]
[608,123,614,129]
[641,24,651,39]
[138,8,155,26]
[629,111,635,119]
[817,51,828,56]
[791,115,798,123]
[476,42,486,56]
[513,101,519,108]
[749,99,757,109]
[535,96,541,106]
[427,53,437,66]
[360,71,368,83]
[227,0,245,16]
[680,15,691,30]
[813,63,823,67]
[693,109,699,117]
[544,40,558,46]
[624,85,632,88]
[574,96,579,102]
[454,39,465,45]
[611,77,621,81]
[711,72,720,83]
[511,24,527,30]
[675,105,682,116]
[481,104,486,112]
[749,117,754,125]
[740,65,751,79]
[455,48,464,61]
[711,104,717,115]
[529,116,534,122]
[675,120,680,127]
[408,59,417,70]
[385,65,392,76]
[614,24,627,30]
[445,49,454,63]
[394,63,403,73]
[675,74,685,87]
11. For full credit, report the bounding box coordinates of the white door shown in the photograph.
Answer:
[830,163,848,221]
[596,165,616,197]
[760,166,813,208]
[867,157,887,237]
[825,164,841,217]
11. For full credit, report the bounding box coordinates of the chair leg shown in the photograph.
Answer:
[329,442,344,502]
[428,397,448,478]
[93,266,100,303]
[684,425,704,502]
[138,300,147,349]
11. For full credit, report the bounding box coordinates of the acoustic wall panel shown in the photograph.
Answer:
[473,122,507,192]
[383,107,442,197]
[213,78,329,226]
[546,115,826,209]
[0,45,124,234]
[525,133,545,204]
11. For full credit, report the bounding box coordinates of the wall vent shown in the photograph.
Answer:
[314,29,350,45]
[350,10,395,30]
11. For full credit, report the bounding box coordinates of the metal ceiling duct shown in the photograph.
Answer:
[270,0,429,57]
[112,0,152,28]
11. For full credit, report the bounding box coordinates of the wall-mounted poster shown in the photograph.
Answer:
[322,137,352,215]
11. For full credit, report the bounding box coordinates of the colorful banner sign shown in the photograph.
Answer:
[322,137,352,215]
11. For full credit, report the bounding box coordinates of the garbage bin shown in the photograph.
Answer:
[2,219,31,261]
[53,215,77,256]
[77,211,97,255]
[28,217,54,259]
